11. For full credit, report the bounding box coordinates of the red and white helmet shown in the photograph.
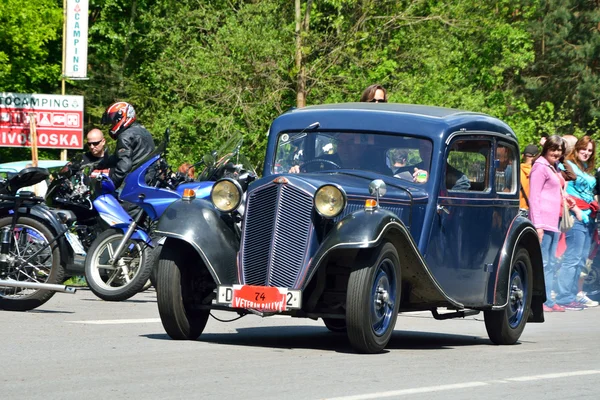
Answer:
[101,102,136,139]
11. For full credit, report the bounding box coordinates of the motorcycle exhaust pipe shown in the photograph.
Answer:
[0,279,77,294]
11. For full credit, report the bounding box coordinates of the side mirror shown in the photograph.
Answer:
[368,179,387,207]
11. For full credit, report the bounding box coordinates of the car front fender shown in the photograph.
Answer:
[154,198,238,285]
[491,215,544,322]
[304,208,464,309]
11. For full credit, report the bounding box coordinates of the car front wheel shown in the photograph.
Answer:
[346,241,400,353]
[156,244,210,340]
[484,247,532,345]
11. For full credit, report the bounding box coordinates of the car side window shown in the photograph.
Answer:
[446,139,491,192]
[495,142,517,193]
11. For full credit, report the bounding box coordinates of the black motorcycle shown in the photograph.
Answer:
[0,167,78,311]
[45,161,105,276]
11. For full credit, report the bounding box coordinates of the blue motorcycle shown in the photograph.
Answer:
[83,132,214,301]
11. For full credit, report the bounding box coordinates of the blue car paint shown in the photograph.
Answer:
[258,103,531,309]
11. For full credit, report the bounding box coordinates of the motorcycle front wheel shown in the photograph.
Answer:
[84,228,155,301]
[0,216,64,311]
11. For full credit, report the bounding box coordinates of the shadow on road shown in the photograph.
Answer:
[80,298,156,304]
[26,309,75,314]
[142,325,492,353]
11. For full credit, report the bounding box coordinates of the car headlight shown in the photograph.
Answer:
[314,184,346,218]
[211,178,242,212]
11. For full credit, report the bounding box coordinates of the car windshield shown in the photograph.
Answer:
[273,131,432,182]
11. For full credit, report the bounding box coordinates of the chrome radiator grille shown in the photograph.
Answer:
[241,183,314,288]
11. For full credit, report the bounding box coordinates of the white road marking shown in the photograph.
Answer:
[506,370,600,382]
[324,370,600,400]
[69,318,161,325]
[325,382,488,400]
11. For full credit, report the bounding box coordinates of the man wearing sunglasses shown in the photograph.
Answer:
[80,128,110,177]
[82,129,108,163]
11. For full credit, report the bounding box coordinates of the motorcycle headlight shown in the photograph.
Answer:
[314,184,346,218]
[211,178,242,212]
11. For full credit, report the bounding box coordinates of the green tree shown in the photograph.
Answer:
[522,0,600,132]
[0,0,64,162]
[0,0,62,93]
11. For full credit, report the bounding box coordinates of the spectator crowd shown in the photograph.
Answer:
[520,133,600,311]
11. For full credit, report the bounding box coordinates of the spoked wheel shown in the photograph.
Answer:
[0,216,64,311]
[346,241,400,353]
[583,265,600,301]
[484,248,532,345]
[156,244,211,340]
[84,228,155,301]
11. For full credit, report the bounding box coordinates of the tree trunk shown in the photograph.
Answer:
[295,0,313,108]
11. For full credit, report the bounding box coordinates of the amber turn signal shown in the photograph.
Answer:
[364,198,377,210]
[182,188,196,200]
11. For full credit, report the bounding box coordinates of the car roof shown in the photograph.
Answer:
[0,160,67,173]
[271,103,517,142]
[296,103,480,118]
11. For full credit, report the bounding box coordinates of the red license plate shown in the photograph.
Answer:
[232,285,287,312]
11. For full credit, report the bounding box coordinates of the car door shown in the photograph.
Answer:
[425,136,495,306]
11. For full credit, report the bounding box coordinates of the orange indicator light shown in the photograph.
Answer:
[365,199,377,210]
[182,188,196,200]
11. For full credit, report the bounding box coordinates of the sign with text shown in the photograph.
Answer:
[0,92,84,149]
[65,0,89,78]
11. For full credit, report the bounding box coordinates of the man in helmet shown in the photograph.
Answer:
[99,102,156,188]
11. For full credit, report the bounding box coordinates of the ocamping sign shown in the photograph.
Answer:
[0,92,84,149]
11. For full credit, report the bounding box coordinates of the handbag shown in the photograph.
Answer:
[560,191,574,233]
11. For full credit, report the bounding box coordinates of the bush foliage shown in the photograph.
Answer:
[2,0,600,166]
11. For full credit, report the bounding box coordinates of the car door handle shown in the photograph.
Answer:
[437,205,450,215]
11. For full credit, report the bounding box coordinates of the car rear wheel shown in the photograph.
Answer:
[346,241,400,353]
[156,245,209,340]
[484,247,532,345]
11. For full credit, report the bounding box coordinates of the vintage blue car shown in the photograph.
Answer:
[154,103,545,353]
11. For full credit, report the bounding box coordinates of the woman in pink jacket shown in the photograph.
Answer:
[529,135,568,312]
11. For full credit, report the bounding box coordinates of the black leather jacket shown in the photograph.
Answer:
[102,123,155,188]
[79,149,108,165]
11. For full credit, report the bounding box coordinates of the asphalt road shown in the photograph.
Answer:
[2,288,599,400]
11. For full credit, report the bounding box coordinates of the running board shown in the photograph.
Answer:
[0,279,77,294]
[431,309,480,320]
